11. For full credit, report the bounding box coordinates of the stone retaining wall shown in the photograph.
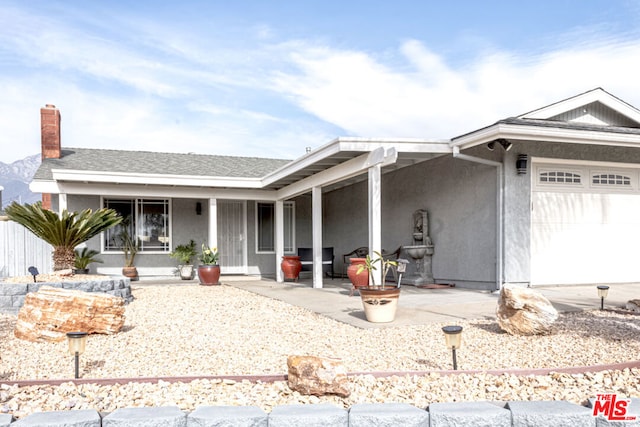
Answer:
[2,399,639,426]
[0,278,132,315]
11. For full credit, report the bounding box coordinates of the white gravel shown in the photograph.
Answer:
[1,283,639,418]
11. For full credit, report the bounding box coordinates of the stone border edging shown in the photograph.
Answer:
[2,360,638,388]
[0,277,133,314]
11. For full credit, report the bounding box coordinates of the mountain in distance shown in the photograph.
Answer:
[0,154,41,209]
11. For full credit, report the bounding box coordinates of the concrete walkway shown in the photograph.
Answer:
[138,276,640,329]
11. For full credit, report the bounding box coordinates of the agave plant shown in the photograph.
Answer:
[5,201,122,271]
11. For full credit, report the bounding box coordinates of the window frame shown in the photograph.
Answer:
[101,197,172,254]
[255,201,295,254]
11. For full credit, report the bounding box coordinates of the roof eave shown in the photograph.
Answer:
[451,122,640,150]
[49,169,264,188]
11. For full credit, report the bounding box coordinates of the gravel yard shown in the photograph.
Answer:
[1,283,639,418]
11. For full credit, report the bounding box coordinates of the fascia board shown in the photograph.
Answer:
[51,169,263,188]
[53,181,277,200]
[262,137,451,187]
[452,123,640,149]
[276,152,375,200]
[261,139,343,187]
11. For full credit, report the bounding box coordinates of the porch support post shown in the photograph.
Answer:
[275,199,284,283]
[312,186,323,288]
[368,163,383,285]
[58,193,67,215]
[208,198,218,251]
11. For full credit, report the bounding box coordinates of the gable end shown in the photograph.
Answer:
[549,101,640,127]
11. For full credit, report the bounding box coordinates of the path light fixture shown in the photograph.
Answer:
[597,285,610,311]
[442,325,463,370]
[66,332,88,379]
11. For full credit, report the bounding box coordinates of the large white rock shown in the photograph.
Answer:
[496,285,558,336]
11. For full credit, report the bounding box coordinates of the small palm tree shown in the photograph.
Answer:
[5,201,122,271]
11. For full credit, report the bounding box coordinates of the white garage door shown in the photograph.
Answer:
[531,162,640,285]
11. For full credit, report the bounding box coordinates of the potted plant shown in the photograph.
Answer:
[119,224,139,280]
[73,247,103,274]
[170,239,197,280]
[357,252,400,323]
[197,243,220,285]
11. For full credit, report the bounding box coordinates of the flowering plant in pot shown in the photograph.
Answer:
[197,243,220,285]
[169,239,197,280]
[356,251,400,323]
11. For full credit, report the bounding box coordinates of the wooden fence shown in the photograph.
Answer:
[0,216,52,278]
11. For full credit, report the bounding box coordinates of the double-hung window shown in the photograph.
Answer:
[256,201,294,253]
[103,198,171,252]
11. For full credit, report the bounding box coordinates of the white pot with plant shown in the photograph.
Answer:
[357,251,401,323]
[169,240,197,280]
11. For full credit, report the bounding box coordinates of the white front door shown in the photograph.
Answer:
[217,200,247,274]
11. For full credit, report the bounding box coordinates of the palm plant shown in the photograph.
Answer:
[5,201,122,271]
[74,247,103,270]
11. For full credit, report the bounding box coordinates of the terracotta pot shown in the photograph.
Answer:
[347,258,369,289]
[198,265,221,286]
[281,255,302,281]
[359,286,401,323]
[122,266,138,281]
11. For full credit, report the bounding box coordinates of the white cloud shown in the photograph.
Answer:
[274,38,640,139]
[3,2,640,166]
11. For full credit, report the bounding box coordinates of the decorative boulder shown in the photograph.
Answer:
[14,286,126,342]
[287,355,350,397]
[496,285,558,336]
[627,299,640,313]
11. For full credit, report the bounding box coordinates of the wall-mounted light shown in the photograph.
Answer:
[196,202,202,215]
[516,154,529,175]
[487,141,496,151]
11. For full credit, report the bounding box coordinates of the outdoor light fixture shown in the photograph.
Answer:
[66,332,88,379]
[487,139,513,152]
[597,285,610,310]
[516,154,528,175]
[196,202,202,215]
[499,139,513,151]
[442,325,463,370]
[28,266,39,283]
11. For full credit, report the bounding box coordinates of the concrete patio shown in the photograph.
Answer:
[136,276,640,329]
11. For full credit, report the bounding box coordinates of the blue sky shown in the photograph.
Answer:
[2,0,640,163]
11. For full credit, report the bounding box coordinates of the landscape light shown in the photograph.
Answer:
[66,331,88,379]
[597,285,610,311]
[442,325,463,370]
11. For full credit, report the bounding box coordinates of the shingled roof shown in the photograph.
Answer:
[34,148,292,181]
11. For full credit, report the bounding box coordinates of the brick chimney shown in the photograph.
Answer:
[41,104,61,160]
[40,104,61,210]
